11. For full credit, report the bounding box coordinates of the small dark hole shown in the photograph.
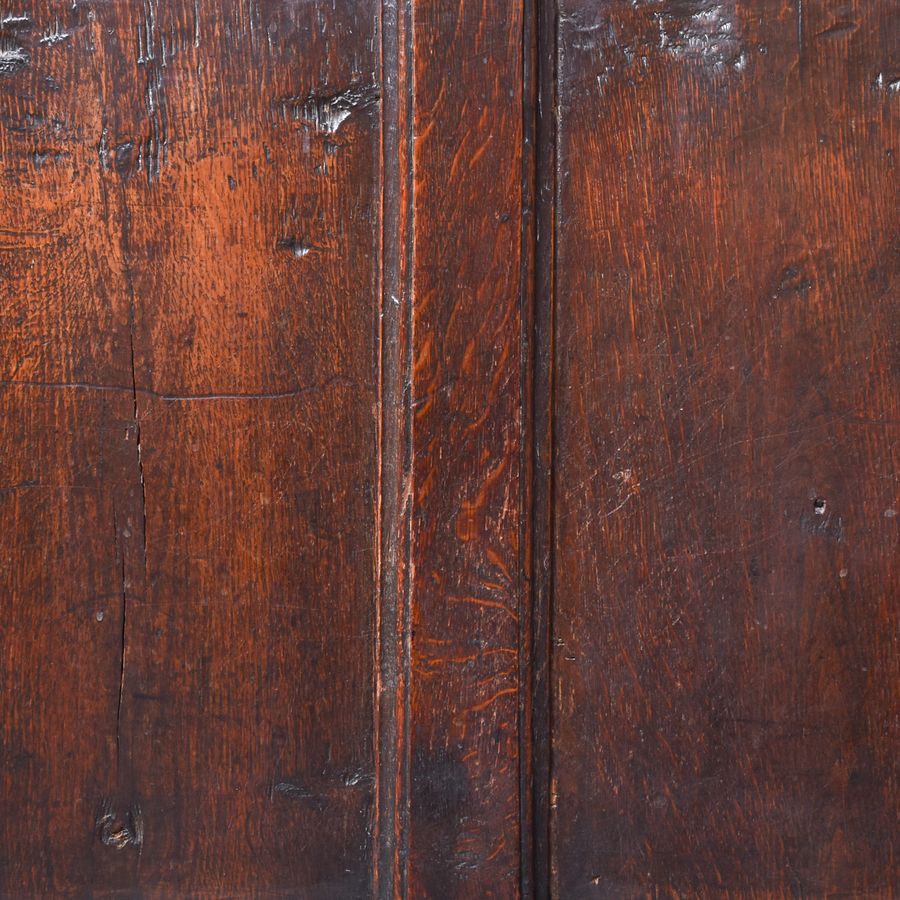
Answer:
[813,498,826,515]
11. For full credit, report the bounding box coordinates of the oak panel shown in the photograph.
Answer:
[551,0,899,894]
[405,0,529,895]
[1,0,380,893]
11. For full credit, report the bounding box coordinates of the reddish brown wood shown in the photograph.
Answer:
[550,0,899,895]
[2,0,898,895]
[403,1,530,896]
[1,0,380,894]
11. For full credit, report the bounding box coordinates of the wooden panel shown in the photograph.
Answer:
[3,0,897,893]
[0,0,379,894]
[0,1,140,892]
[403,0,530,896]
[550,0,899,895]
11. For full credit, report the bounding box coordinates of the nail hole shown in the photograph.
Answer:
[277,237,312,259]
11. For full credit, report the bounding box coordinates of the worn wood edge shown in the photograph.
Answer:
[529,0,558,895]
[519,0,537,894]
[377,0,415,897]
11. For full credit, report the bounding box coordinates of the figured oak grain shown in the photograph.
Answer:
[1,0,897,896]
[404,0,530,896]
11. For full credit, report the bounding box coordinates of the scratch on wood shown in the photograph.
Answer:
[39,22,70,45]
[815,19,857,40]
[127,329,147,566]
[0,11,30,27]
[0,376,353,403]
[114,514,128,770]
[271,781,316,801]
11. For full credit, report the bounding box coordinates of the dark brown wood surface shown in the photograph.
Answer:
[0,0,896,896]
[1,1,380,894]
[550,0,899,895]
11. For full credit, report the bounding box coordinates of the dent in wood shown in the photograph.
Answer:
[874,71,899,93]
[653,0,744,68]
[0,38,27,75]
[0,4,30,78]
[0,12,30,27]
[276,236,313,259]
[95,799,143,851]
[275,82,380,134]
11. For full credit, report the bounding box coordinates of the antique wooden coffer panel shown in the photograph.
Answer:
[0,0,897,896]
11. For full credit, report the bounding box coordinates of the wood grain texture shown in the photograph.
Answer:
[1,0,380,894]
[2,0,898,894]
[550,0,899,895]
[404,0,530,896]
